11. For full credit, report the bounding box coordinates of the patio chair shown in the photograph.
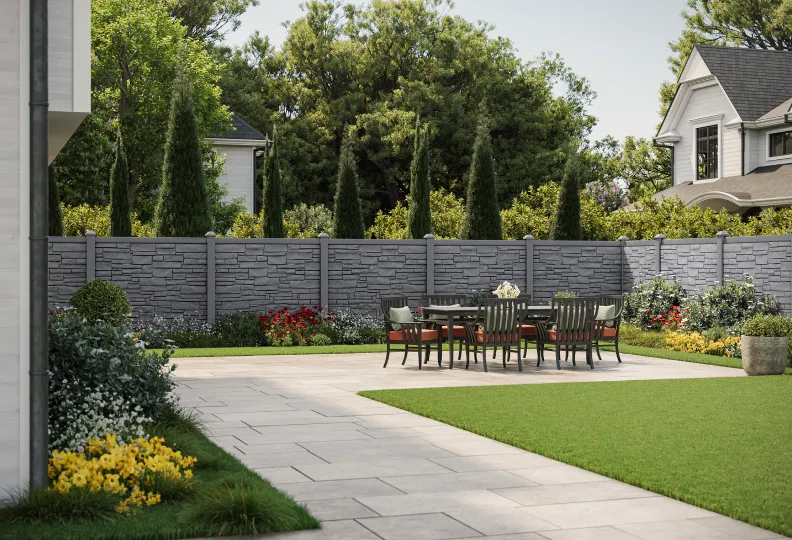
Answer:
[381,295,441,370]
[535,297,599,370]
[462,298,527,372]
[593,294,625,363]
[421,294,469,361]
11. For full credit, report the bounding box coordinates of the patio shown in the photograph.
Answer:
[176,350,782,540]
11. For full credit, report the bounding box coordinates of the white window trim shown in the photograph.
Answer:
[766,125,792,162]
[690,114,723,182]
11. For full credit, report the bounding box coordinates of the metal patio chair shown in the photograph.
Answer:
[462,298,526,372]
[593,294,625,363]
[381,295,441,370]
[535,297,599,370]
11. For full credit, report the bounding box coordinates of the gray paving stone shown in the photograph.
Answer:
[422,434,523,456]
[381,471,538,493]
[615,519,735,539]
[231,451,327,469]
[507,465,612,485]
[298,438,457,463]
[252,466,312,484]
[690,516,786,539]
[357,512,483,540]
[430,453,559,473]
[295,458,452,481]
[357,489,519,516]
[493,481,656,506]
[280,479,404,501]
[259,519,381,539]
[445,506,560,536]
[539,527,641,540]
[302,498,379,521]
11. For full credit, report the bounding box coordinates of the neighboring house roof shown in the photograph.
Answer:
[208,114,267,142]
[759,96,792,121]
[649,164,792,210]
[694,45,792,121]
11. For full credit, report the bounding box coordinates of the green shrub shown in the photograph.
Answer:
[618,324,668,349]
[49,311,175,450]
[741,315,792,337]
[69,280,131,325]
[624,276,686,329]
[684,278,780,332]
[702,327,730,341]
[308,333,332,346]
[0,487,118,524]
[212,313,267,347]
[554,290,577,299]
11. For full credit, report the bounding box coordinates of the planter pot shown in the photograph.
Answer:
[740,335,788,376]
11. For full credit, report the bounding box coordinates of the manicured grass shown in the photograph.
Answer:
[361,377,792,537]
[0,415,319,539]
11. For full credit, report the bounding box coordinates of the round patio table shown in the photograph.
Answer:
[422,304,552,369]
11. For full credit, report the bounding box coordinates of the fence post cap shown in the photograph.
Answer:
[716,231,730,238]
[85,230,96,236]
[522,234,534,240]
[204,231,216,238]
[423,233,435,240]
[318,232,330,239]
[617,235,630,242]
[654,234,667,240]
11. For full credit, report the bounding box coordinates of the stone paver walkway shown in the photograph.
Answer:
[175,350,784,540]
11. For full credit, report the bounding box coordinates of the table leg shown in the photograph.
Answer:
[448,314,455,369]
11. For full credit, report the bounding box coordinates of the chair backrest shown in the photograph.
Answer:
[421,294,467,307]
[381,296,409,332]
[552,297,599,343]
[474,298,526,343]
[598,295,625,319]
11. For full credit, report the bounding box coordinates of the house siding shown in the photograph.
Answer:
[49,0,74,112]
[745,126,792,172]
[673,84,740,184]
[214,145,255,214]
[0,0,24,496]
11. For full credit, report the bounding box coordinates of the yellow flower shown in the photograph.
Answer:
[183,469,193,479]
[99,453,116,470]
[71,468,89,488]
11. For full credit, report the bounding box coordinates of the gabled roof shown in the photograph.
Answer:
[209,114,266,141]
[649,164,792,210]
[695,45,792,121]
[759,96,792,121]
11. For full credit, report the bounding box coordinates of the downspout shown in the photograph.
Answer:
[30,0,49,489]
[653,142,674,186]
[740,123,745,177]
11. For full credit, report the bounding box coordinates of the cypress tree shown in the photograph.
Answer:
[333,133,365,239]
[109,127,132,236]
[407,119,431,239]
[461,114,501,240]
[48,165,63,236]
[551,149,584,241]
[154,77,213,237]
[261,129,285,238]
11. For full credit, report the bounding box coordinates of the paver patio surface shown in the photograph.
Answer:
[176,350,784,540]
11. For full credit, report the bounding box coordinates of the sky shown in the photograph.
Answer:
[226,0,689,142]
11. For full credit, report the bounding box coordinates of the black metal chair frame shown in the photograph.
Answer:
[381,295,441,370]
[461,298,527,372]
[421,294,470,362]
[535,297,599,370]
[593,294,625,363]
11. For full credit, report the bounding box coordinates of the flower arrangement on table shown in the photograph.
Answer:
[494,281,521,299]
[49,433,196,513]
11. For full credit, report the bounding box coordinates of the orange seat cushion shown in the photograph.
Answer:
[474,332,518,344]
[598,327,617,338]
[388,329,439,342]
[441,325,466,338]
[519,325,537,337]
[546,330,593,341]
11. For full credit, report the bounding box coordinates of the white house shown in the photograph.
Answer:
[0,0,91,493]
[206,114,267,213]
[654,45,792,213]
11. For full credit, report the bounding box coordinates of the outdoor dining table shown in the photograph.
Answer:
[422,304,553,369]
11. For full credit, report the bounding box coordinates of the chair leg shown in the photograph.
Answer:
[492,347,497,360]
[473,345,478,363]
[418,343,423,370]
[536,342,542,367]
[457,341,463,360]
[482,345,489,372]
[615,340,622,363]
[571,347,576,366]
[438,336,443,366]
[516,346,523,371]
[402,345,409,365]
[503,348,508,369]
[465,343,471,369]
[595,340,602,361]
[424,343,430,364]
[555,345,561,370]
[587,345,594,369]
[383,342,390,368]
[565,348,569,362]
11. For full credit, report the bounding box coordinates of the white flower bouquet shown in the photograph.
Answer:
[494,280,520,299]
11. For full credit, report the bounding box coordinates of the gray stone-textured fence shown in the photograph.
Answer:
[48,231,792,320]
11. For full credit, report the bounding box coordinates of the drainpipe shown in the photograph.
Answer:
[740,123,745,177]
[653,141,674,186]
[30,0,49,489]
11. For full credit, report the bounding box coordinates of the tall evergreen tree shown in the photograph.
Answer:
[109,127,132,236]
[461,114,501,240]
[407,120,431,239]
[551,149,585,241]
[333,133,365,239]
[48,165,63,236]
[154,77,213,237]
[261,130,285,238]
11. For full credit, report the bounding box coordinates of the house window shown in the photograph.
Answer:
[769,130,792,158]
[696,125,718,180]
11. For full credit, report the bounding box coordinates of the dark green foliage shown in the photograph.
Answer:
[179,473,317,536]
[154,78,213,237]
[333,134,365,239]
[135,313,267,349]
[48,165,63,236]
[407,121,431,239]
[684,278,781,332]
[109,129,132,236]
[462,115,501,240]
[69,280,131,325]
[0,487,118,524]
[551,150,585,240]
[623,276,687,328]
[211,313,269,346]
[261,132,285,238]
[741,315,792,338]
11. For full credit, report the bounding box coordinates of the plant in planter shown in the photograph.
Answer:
[740,315,791,375]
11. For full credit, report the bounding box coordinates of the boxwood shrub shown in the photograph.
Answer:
[69,280,131,326]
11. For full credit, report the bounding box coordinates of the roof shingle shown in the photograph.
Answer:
[210,114,266,141]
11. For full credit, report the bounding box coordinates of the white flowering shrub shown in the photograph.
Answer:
[494,281,521,299]
[49,311,176,451]
[683,277,780,332]
[326,310,384,344]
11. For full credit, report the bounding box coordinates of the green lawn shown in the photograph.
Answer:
[0,415,319,539]
[361,377,792,537]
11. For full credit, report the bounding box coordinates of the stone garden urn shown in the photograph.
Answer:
[740,335,788,376]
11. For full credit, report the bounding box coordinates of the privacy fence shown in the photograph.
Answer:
[48,231,792,321]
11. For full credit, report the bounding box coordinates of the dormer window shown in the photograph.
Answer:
[696,125,718,180]
[769,130,792,158]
